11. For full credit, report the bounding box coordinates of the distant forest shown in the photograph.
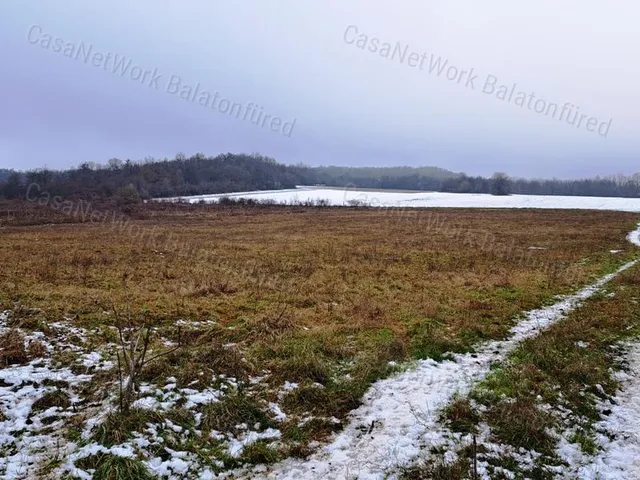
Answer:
[1,153,639,200]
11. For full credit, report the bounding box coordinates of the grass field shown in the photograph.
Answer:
[0,202,638,478]
[409,262,640,479]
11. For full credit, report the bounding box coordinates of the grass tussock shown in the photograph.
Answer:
[486,399,557,455]
[240,440,282,465]
[442,396,480,435]
[400,455,473,479]
[139,341,251,387]
[0,329,29,366]
[32,388,71,413]
[92,409,165,447]
[77,454,154,480]
[202,391,274,433]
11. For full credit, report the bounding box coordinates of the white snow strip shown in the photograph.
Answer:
[562,343,640,479]
[156,187,640,213]
[250,225,640,480]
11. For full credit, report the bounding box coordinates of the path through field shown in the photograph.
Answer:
[252,225,640,480]
[565,343,640,479]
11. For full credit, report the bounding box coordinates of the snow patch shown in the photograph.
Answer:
[565,343,640,479]
[0,315,105,479]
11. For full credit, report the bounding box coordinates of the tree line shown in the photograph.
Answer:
[440,172,640,197]
[1,153,639,200]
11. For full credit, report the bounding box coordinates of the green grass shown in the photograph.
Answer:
[92,409,165,447]
[240,440,283,465]
[425,263,640,479]
[91,455,154,480]
[201,391,274,433]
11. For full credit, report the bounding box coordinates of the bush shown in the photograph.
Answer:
[115,184,141,206]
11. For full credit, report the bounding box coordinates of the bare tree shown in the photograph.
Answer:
[491,172,511,196]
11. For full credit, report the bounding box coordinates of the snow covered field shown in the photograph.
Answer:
[157,186,640,212]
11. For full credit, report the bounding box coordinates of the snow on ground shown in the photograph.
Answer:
[246,225,640,480]
[59,373,287,479]
[555,223,640,479]
[3,196,638,478]
[156,186,640,212]
[560,343,640,479]
[629,225,640,246]
[0,308,292,479]
[0,313,105,479]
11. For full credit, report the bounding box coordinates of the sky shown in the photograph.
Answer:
[1,0,639,179]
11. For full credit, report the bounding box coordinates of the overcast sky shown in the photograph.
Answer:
[1,1,639,178]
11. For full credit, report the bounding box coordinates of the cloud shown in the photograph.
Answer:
[0,0,638,177]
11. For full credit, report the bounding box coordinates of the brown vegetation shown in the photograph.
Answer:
[429,263,640,479]
[1,203,638,460]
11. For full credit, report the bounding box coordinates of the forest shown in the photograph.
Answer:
[1,153,639,200]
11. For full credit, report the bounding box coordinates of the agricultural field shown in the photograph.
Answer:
[0,201,639,479]
[159,186,640,212]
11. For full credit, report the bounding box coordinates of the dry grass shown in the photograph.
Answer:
[1,205,636,339]
[433,263,640,479]
[0,203,638,456]
[31,388,71,413]
[2,205,638,370]
[0,329,29,367]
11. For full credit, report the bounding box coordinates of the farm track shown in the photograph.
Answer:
[578,343,640,479]
[250,225,640,480]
